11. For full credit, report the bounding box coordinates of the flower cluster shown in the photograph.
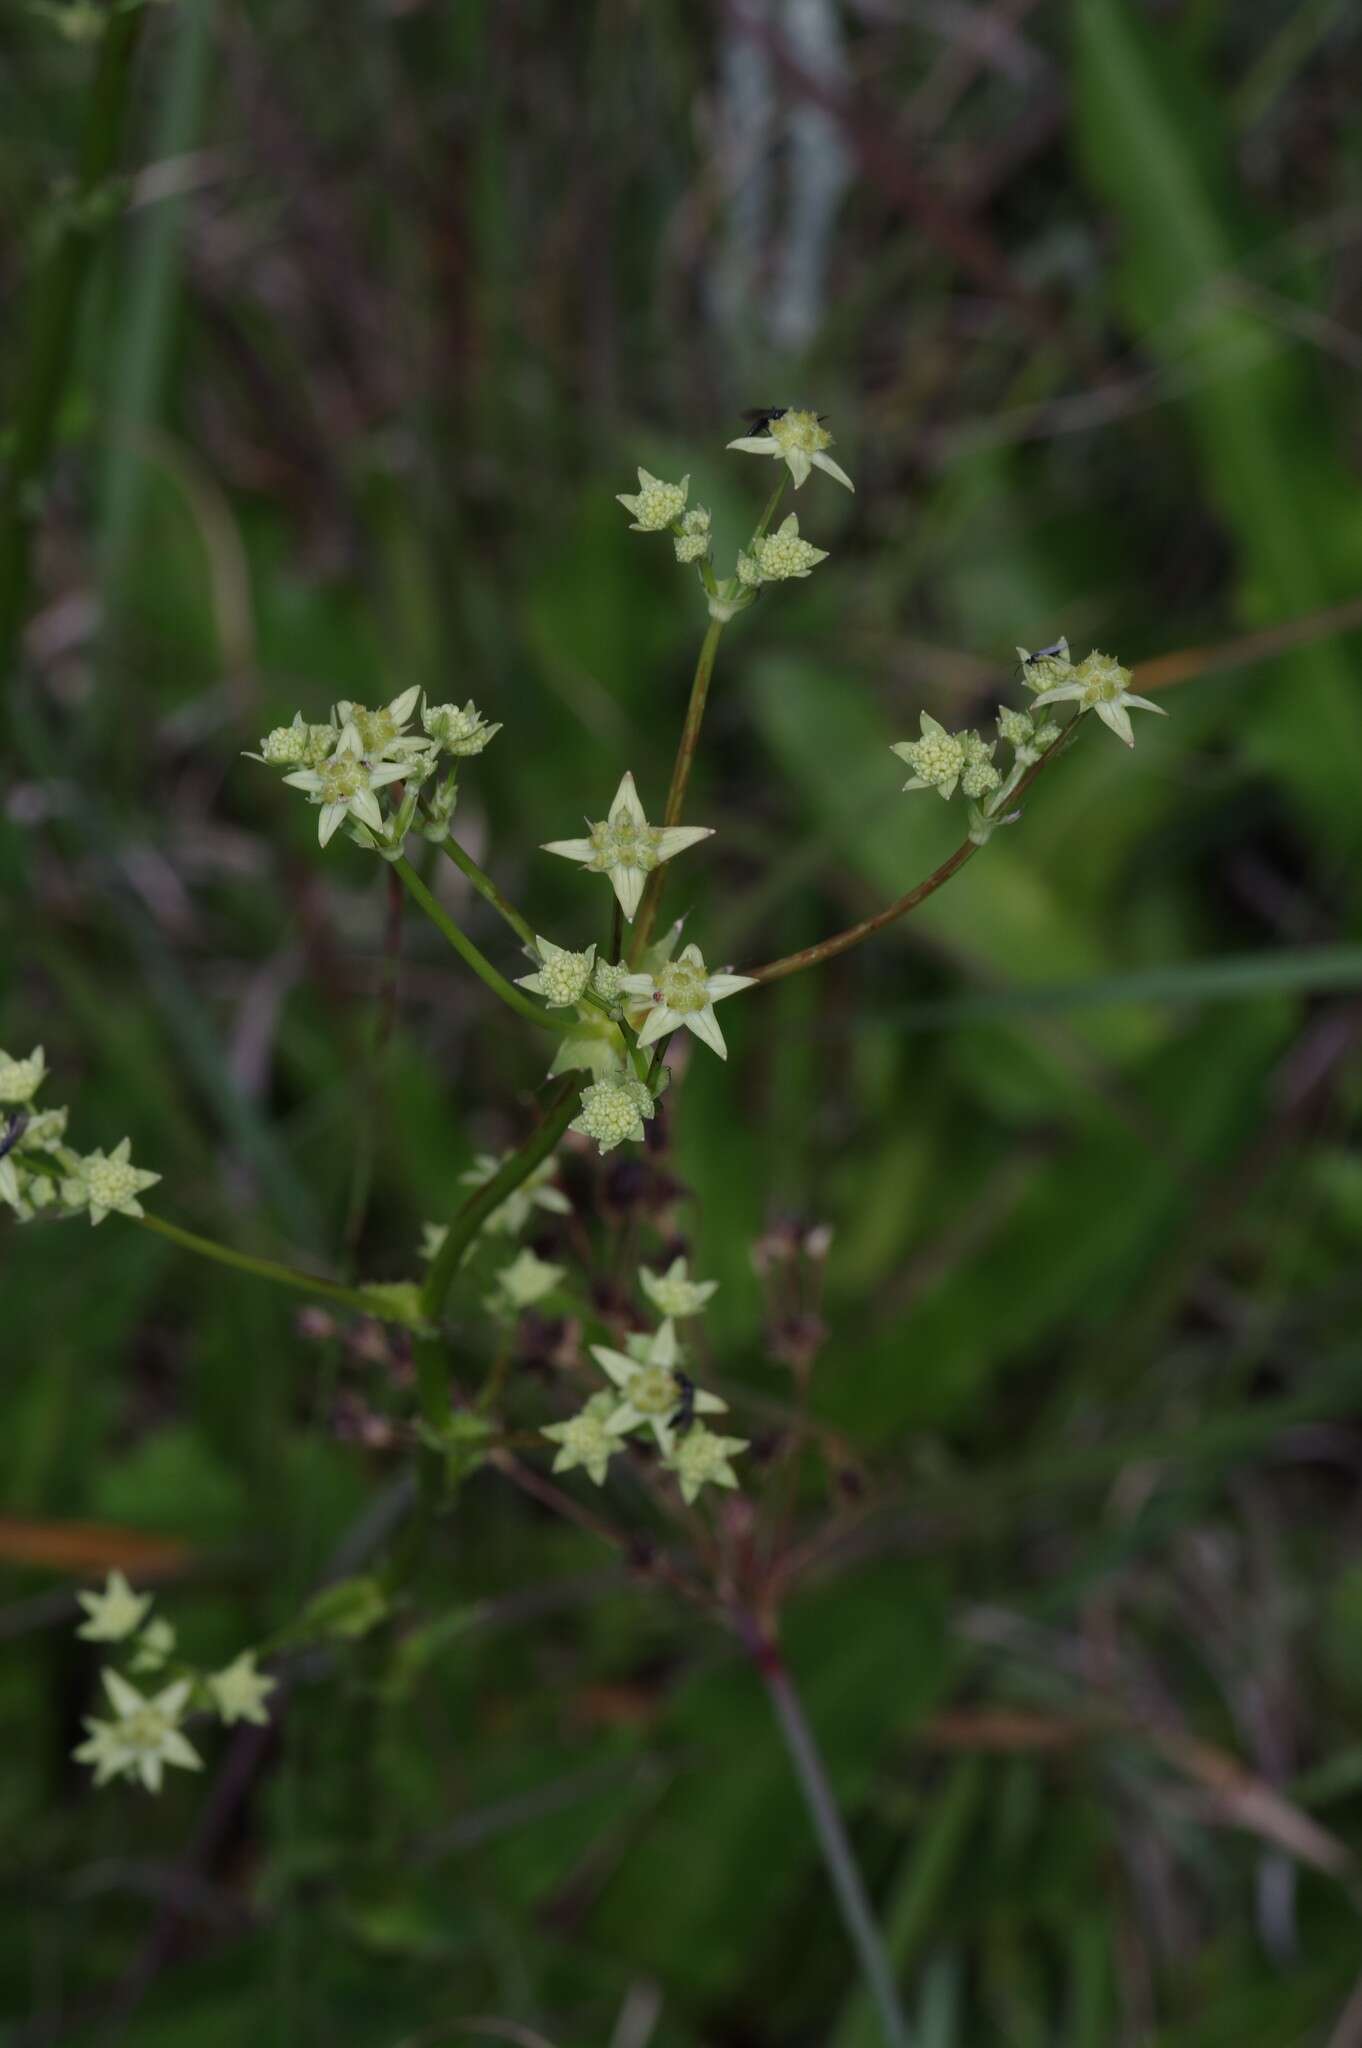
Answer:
[543,1298,747,1505]
[0,1049,160,1229]
[248,685,501,858]
[72,1571,276,1794]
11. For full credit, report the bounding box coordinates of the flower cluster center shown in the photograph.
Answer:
[318,758,367,804]
[655,960,708,1015]
[85,1157,140,1208]
[629,1366,680,1416]
[770,409,830,454]
[590,818,661,873]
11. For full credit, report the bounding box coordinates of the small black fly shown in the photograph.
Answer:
[670,1370,698,1438]
[740,406,828,436]
[1015,638,1069,682]
[0,1111,29,1164]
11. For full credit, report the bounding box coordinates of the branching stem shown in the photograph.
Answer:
[393,857,566,1033]
[420,1080,579,1321]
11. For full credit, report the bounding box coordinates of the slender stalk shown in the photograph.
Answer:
[629,615,726,960]
[0,8,146,669]
[433,833,537,949]
[393,857,567,1032]
[420,1079,579,1320]
[747,717,1082,986]
[751,472,789,543]
[342,865,404,1261]
[134,1212,397,1323]
[751,1628,912,2048]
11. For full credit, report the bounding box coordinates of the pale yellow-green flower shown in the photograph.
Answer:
[421,698,501,757]
[736,513,828,585]
[726,408,854,492]
[455,1153,572,1236]
[616,467,689,532]
[0,1046,46,1104]
[73,1671,202,1793]
[207,1650,277,1727]
[541,1392,621,1486]
[619,942,755,1062]
[664,1426,748,1505]
[485,1247,565,1317]
[334,685,427,760]
[571,1072,656,1155]
[282,724,409,847]
[129,1616,177,1675]
[674,504,712,564]
[63,1138,160,1226]
[1029,648,1164,749]
[543,771,712,922]
[639,1255,718,1319]
[76,1570,152,1643]
[517,936,597,1009]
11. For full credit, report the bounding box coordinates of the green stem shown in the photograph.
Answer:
[751,1626,912,2048]
[629,615,726,961]
[134,1212,396,1323]
[393,857,567,1032]
[433,833,537,949]
[0,8,146,670]
[746,715,1083,986]
[751,472,789,543]
[420,1079,579,1321]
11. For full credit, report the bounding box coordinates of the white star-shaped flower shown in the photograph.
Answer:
[570,1072,656,1155]
[421,698,501,757]
[454,1153,572,1236]
[663,1426,749,1505]
[639,1255,718,1319]
[591,1319,726,1454]
[76,1570,153,1642]
[63,1138,161,1226]
[619,942,755,1061]
[726,408,854,492]
[333,686,428,760]
[736,513,828,585]
[0,1046,45,1103]
[541,1393,621,1487]
[282,724,409,847]
[206,1650,277,1727]
[1029,648,1165,749]
[73,1671,202,1793]
[543,772,713,923]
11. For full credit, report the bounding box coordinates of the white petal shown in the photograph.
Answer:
[389,685,421,723]
[103,1669,144,1717]
[653,825,713,862]
[726,437,781,457]
[705,974,756,1002]
[350,788,384,831]
[634,1004,676,1047]
[591,1345,637,1388]
[652,1319,679,1368]
[1028,682,1082,706]
[694,1387,728,1414]
[516,973,545,995]
[609,771,647,827]
[685,1005,728,1059]
[368,761,409,789]
[281,769,322,792]
[542,838,595,863]
[1095,700,1134,746]
[677,942,704,967]
[1125,694,1167,715]
[618,973,655,998]
[810,450,855,492]
[611,866,646,921]
[786,448,812,488]
[318,804,347,846]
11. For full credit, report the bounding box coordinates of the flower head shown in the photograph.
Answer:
[485,1247,564,1317]
[129,1617,177,1675]
[207,1650,277,1728]
[639,1255,718,1320]
[571,1072,656,1155]
[737,513,828,586]
[543,771,713,922]
[591,958,630,1008]
[73,1671,202,1793]
[616,467,689,532]
[455,1153,572,1236]
[0,1046,45,1104]
[517,936,597,1009]
[542,1393,621,1487]
[958,729,1000,802]
[282,725,409,847]
[421,698,501,757]
[726,408,854,492]
[591,1319,726,1454]
[1016,638,1072,694]
[663,1426,748,1505]
[63,1137,160,1226]
[674,505,712,564]
[620,942,755,1061]
[76,1570,152,1643]
[892,713,978,800]
[1029,648,1165,748]
[333,687,428,761]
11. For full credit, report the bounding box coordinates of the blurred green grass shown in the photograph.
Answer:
[6,1,1362,2042]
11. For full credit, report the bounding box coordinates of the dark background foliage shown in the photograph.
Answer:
[6,1,1362,2042]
